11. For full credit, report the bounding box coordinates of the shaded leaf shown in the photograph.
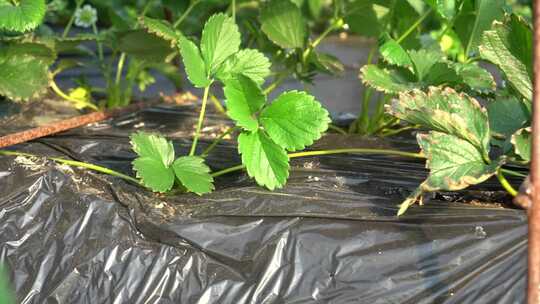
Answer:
[216,49,271,85]
[139,16,182,46]
[453,62,496,92]
[479,14,532,101]
[260,91,330,151]
[223,75,266,131]
[408,49,444,81]
[425,0,456,20]
[379,38,412,67]
[308,51,345,76]
[455,0,505,56]
[201,13,241,74]
[117,30,174,62]
[487,95,529,137]
[178,36,211,88]
[238,130,289,190]
[260,0,306,48]
[360,65,417,94]
[345,1,381,38]
[173,156,215,195]
[511,127,531,162]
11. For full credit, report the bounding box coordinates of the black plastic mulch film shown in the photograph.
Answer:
[0,105,527,303]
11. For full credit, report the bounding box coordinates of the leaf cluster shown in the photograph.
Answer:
[361,13,532,214]
[133,12,330,194]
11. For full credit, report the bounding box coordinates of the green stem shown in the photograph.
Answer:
[501,168,528,178]
[263,72,287,95]
[115,53,127,85]
[211,148,424,177]
[201,126,239,157]
[212,164,244,178]
[302,19,342,63]
[210,94,227,115]
[92,23,104,63]
[0,150,140,185]
[328,124,348,135]
[496,169,518,197]
[174,0,200,28]
[140,0,155,17]
[396,8,432,44]
[232,0,236,21]
[62,1,82,38]
[353,45,377,133]
[189,85,211,156]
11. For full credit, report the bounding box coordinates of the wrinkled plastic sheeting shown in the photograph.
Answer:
[0,105,527,303]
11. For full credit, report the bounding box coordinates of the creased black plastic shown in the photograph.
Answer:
[0,105,527,303]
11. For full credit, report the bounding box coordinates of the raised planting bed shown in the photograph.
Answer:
[0,104,527,303]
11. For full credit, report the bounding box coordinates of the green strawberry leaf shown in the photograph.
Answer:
[425,0,456,20]
[138,16,182,46]
[455,0,505,56]
[479,14,532,101]
[260,0,306,49]
[345,1,381,38]
[130,132,177,192]
[379,38,412,67]
[223,75,266,131]
[511,127,531,162]
[117,30,175,62]
[360,65,417,94]
[216,49,271,85]
[390,87,491,158]
[172,156,215,195]
[238,130,289,190]
[487,95,529,137]
[408,49,444,82]
[0,43,55,101]
[418,132,501,192]
[0,0,46,33]
[260,91,330,151]
[200,13,241,74]
[308,51,345,76]
[133,157,175,193]
[453,62,496,92]
[178,36,211,88]
[130,132,175,167]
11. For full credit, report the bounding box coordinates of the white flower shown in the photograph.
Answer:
[74,4,97,28]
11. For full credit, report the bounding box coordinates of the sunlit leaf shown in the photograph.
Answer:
[260,91,330,151]
[238,130,289,190]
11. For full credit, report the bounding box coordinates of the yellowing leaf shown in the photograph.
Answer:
[391,87,491,159]
[417,132,501,192]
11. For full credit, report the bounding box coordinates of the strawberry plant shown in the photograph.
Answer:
[360,11,532,215]
[131,12,331,194]
[0,0,185,109]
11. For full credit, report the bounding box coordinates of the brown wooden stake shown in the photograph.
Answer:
[0,102,152,149]
[530,1,540,303]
